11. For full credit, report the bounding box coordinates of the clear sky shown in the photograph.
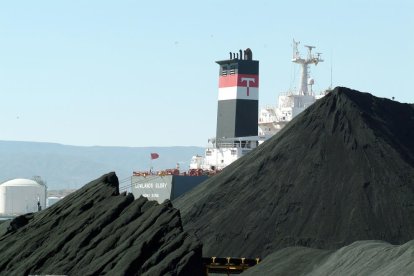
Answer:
[1,0,413,147]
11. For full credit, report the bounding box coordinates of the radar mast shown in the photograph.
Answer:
[291,39,323,96]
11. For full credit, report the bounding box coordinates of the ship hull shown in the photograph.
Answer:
[131,175,208,203]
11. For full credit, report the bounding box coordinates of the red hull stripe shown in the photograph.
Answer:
[219,74,259,88]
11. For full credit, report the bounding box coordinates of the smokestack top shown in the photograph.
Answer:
[225,48,253,61]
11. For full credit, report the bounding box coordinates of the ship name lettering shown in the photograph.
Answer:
[155,183,167,188]
[135,183,153,189]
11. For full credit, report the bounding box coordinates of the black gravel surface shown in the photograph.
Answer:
[175,87,414,259]
[0,172,202,275]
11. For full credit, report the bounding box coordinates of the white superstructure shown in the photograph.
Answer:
[192,41,329,172]
[191,136,259,171]
[259,40,329,139]
[0,178,47,215]
[191,49,260,172]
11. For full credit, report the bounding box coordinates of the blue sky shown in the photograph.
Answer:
[1,0,413,147]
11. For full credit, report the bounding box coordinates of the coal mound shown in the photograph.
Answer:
[243,240,414,275]
[0,172,202,275]
[175,87,414,258]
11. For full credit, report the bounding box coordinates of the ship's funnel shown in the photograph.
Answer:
[215,49,259,140]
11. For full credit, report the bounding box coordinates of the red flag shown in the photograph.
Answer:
[150,153,159,160]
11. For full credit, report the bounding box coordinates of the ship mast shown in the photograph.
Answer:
[292,39,323,96]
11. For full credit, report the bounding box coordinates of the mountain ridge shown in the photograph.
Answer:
[0,140,203,190]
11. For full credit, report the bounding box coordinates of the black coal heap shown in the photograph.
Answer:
[0,172,202,275]
[175,87,414,258]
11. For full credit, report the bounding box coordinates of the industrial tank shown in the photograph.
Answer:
[0,178,47,215]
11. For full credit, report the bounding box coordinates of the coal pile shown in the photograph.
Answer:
[175,87,414,258]
[243,240,414,275]
[0,172,202,275]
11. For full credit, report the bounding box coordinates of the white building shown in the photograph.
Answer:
[0,178,47,215]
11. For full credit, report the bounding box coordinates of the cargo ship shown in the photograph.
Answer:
[130,172,208,203]
[130,41,327,203]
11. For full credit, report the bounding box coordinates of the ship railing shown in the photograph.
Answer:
[278,90,296,96]
[260,104,276,111]
[133,169,180,177]
[216,142,254,149]
[132,169,221,178]
[259,117,277,123]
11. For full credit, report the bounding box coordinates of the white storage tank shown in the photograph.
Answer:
[0,178,47,215]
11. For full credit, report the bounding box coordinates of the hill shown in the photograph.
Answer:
[0,141,203,190]
[174,87,414,258]
[243,240,414,275]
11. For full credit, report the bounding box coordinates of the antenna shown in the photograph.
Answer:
[304,45,315,60]
[330,52,333,89]
[330,62,333,89]
[291,40,324,95]
[292,39,300,59]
